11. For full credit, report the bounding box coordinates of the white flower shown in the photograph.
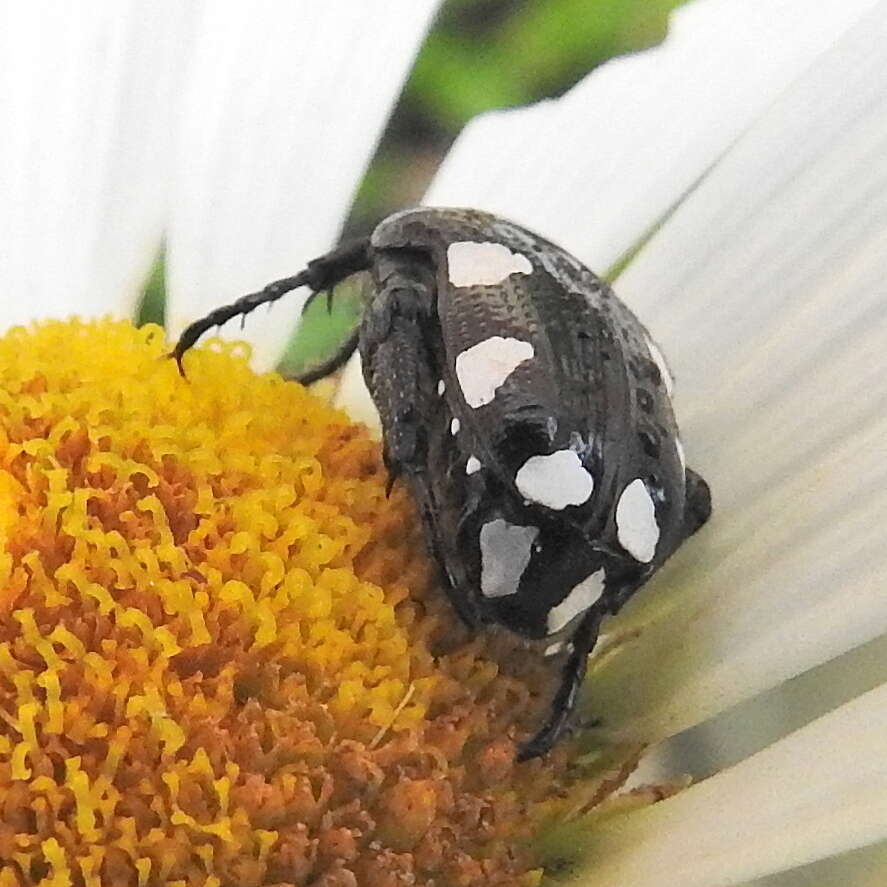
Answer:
[2,0,887,884]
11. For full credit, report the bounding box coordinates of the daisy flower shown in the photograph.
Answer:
[1,1,886,885]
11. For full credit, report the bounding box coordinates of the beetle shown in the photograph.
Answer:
[172,207,711,760]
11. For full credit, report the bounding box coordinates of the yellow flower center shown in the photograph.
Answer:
[0,319,618,887]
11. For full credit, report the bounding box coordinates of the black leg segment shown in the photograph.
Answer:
[517,610,603,761]
[288,327,361,386]
[683,467,712,538]
[170,237,373,374]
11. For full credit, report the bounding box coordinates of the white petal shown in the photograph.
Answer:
[585,4,887,745]
[666,632,887,785]
[166,0,438,370]
[578,683,887,887]
[0,1,191,330]
[425,0,878,273]
[746,842,887,887]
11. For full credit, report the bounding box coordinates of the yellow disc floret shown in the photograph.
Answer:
[0,319,621,887]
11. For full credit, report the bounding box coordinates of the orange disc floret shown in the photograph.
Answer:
[0,319,615,887]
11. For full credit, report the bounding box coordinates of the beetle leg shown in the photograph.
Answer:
[359,257,438,475]
[517,609,603,761]
[288,327,361,386]
[683,467,712,538]
[170,237,372,373]
[360,255,484,632]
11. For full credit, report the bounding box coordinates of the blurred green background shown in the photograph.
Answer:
[141,0,688,373]
[349,0,689,235]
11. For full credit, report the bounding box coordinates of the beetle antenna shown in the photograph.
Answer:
[170,237,372,375]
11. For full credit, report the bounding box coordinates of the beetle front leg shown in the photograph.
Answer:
[359,256,486,631]
[517,610,603,761]
[289,327,360,386]
[171,238,372,373]
[359,254,440,476]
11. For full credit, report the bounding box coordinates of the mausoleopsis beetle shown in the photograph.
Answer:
[172,207,712,760]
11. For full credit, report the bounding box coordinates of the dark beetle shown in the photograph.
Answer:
[172,207,711,760]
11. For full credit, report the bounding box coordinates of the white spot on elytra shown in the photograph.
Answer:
[437,379,446,396]
[466,456,482,475]
[546,571,605,634]
[515,450,594,510]
[450,417,461,435]
[676,438,686,472]
[544,640,572,658]
[479,519,539,598]
[455,336,534,408]
[616,478,660,563]
[646,336,674,396]
[447,240,533,288]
